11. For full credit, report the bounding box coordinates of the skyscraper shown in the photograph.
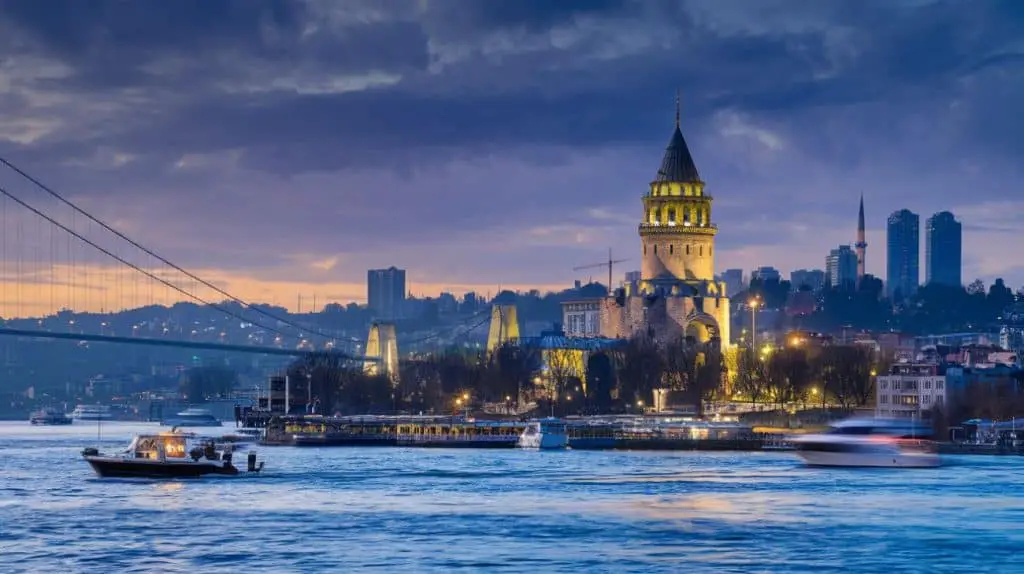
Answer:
[855,194,867,282]
[925,211,962,287]
[367,267,406,320]
[826,246,858,289]
[886,209,920,300]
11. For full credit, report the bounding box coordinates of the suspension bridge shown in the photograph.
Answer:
[0,154,510,381]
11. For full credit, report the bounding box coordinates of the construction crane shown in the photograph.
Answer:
[573,248,629,292]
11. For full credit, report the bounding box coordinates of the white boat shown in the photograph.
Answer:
[518,417,569,450]
[82,431,264,478]
[71,404,112,421]
[791,417,940,468]
[162,407,222,427]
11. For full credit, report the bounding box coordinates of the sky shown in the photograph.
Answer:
[0,0,1022,315]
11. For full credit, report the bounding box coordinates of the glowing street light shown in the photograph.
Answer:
[748,298,761,350]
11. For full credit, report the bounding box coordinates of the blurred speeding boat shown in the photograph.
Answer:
[791,418,940,468]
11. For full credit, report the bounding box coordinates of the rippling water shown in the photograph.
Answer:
[1,422,1021,573]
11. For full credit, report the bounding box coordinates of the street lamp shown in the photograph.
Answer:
[748,298,760,350]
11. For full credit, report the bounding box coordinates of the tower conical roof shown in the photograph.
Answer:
[655,125,701,183]
[654,94,701,183]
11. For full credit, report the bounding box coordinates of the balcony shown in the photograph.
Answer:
[638,222,717,235]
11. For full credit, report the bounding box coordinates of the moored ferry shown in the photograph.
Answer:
[71,404,112,421]
[396,419,524,448]
[162,407,222,427]
[30,407,73,425]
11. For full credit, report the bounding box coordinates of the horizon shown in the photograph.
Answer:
[0,1,1021,316]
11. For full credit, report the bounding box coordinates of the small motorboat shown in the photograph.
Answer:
[30,407,73,425]
[82,431,265,478]
[791,417,940,468]
[517,417,569,450]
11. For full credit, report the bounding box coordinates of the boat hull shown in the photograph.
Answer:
[85,456,239,478]
[162,420,223,427]
[795,449,940,468]
[31,417,73,425]
[293,434,397,447]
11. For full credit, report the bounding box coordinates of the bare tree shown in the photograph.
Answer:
[612,334,664,409]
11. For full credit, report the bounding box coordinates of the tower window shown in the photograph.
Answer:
[686,245,690,255]
[700,246,703,256]
[644,244,647,255]
[654,208,661,222]
[667,208,676,222]
[669,244,674,255]
[654,244,658,254]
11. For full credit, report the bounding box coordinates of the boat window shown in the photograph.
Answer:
[826,426,874,435]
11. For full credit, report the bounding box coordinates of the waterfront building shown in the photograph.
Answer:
[887,209,920,300]
[875,363,947,419]
[367,267,406,320]
[925,211,962,287]
[751,266,781,283]
[721,268,744,298]
[1000,302,1024,361]
[825,245,857,289]
[790,269,825,292]
[561,299,602,338]
[593,95,730,345]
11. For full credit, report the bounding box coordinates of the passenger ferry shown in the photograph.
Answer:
[395,419,524,448]
[81,431,265,478]
[70,404,112,421]
[566,421,617,450]
[30,407,73,425]
[518,418,569,449]
[161,407,222,427]
[791,417,940,468]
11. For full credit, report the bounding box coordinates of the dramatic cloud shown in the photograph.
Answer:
[0,0,1022,314]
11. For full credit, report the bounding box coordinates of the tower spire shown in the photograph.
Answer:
[856,192,867,281]
[674,90,680,128]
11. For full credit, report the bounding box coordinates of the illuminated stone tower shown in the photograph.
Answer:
[639,93,716,282]
[856,193,867,281]
[600,94,730,346]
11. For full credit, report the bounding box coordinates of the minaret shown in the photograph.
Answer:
[855,193,867,281]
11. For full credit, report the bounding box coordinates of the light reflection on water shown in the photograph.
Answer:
[1,421,1022,573]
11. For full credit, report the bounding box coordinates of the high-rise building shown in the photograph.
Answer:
[790,269,826,292]
[721,268,744,298]
[367,267,406,320]
[887,209,920,300]
[751,266,781,282]
[826,246,858,289]
[925,211,962,287]
[855,194,867,282]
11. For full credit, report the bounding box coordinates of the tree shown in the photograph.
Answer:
[770,348,812,406]
[585,352,616,413]
[612,334,664,409]
[817,345,873,409]
[734,347,770,405]
[484,342,539,404]
[180,366,237,402]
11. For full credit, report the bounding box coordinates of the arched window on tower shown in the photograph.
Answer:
[654,208,661,223]
[653,244,658,255]
[682,209,689,224]
[669,244,674,255]
[686,245,690,255]
[700,245,703,256]
[667,208,676,223]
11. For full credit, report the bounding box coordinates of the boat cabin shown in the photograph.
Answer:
[125,433,226,461]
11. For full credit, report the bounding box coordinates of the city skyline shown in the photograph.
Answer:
[0,1,1021,313]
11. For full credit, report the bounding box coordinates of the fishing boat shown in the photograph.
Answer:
[518,418,569,449]
[29,407,73,425]
[81,431,265,478]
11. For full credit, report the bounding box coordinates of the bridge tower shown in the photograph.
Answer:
[364,322,399,381]
[486,304,520,353]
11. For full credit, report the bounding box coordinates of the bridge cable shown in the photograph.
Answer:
[0,182,298,341]
[0,154,345,343]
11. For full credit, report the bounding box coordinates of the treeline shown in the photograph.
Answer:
[275,336,881,417]
[737,276,1022,335]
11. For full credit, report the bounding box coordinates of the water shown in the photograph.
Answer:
[1,422,1021,573]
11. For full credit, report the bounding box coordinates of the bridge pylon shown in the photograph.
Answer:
[364,322,399,381]
[486,304,520,353]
